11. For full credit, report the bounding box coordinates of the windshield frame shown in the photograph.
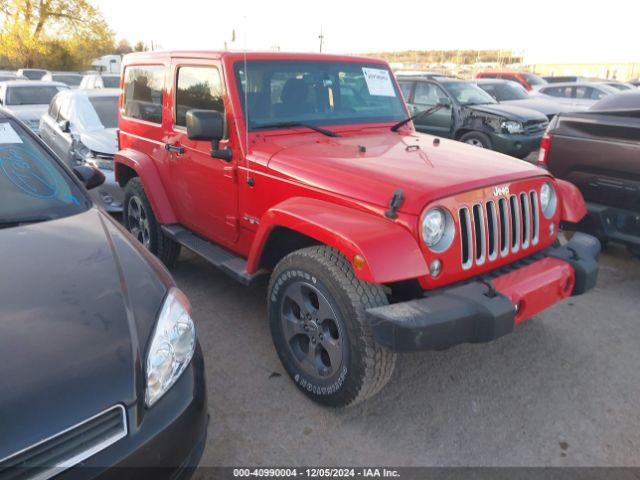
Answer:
[233,59,408,132]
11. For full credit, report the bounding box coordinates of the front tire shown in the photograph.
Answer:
[123,177,181,267]
[459,131,492,149]
[268,246,396,407]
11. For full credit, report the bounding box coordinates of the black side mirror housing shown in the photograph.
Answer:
[58,120,70,133]
[438,97,452,108]
[186,109,232,162]
[73,164,105,190]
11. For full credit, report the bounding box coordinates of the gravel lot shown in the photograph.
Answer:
[171,241,640,467]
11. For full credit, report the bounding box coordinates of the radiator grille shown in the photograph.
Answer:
[459,190,540,270]
[0,405,127,480]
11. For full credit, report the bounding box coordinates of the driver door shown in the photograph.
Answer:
[409,81,453,137]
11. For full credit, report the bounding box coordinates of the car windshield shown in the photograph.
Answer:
[52,74,82,86]
[21,70,45,80]
[101,76,120,88]
[478,82,529,101]
[442,82,497,105]
[0,75,16,82]
[85,95,119,128]
[522,73,547,86]
[234,60,406,130]
[6,85,67,106]
[0,120,87,227]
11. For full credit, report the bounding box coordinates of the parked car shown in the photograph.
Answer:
[0,80,68,133]
[39,88,124,212]
[398,76,548,158]
[42,71,83,88]
[0,108,207,478]
[474,71,547,91]
[0,72,26,82]
[535,82,619,110]
[542,75,599,84]
[16,68,49,80]
[115,51,599,407]
[603,81,636,91]
[472,79,570,119]
[540,90,640,256]
[629,79,640,87]
[80,72,121,89]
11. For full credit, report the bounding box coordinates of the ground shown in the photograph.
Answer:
[172,242,640,467]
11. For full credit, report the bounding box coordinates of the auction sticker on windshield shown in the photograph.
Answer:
[362,68,395,97]
[0,123,23,144]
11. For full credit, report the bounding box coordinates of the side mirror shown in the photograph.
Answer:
[58,120,70,133]
[186,109,232,162]
[438,97,452,108]
[73,164,105,190]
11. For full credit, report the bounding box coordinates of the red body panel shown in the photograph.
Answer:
[557,179,588,224]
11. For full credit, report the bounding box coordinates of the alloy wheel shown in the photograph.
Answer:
[127,196,151,248]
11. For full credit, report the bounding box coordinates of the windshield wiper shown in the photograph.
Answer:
[391,103,447,132]
[0,215,54,229]
[252,122,340,138]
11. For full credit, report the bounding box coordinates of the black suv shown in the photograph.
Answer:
[398,76,549,158]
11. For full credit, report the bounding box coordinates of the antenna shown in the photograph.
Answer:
[243,16,253,186]
[318,26,324,53]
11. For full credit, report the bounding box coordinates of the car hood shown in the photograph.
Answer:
[464,103,548,122]
[80,128,118,155]
[501,98,566,116]
[6,104,48,122]
[0,209,170,459]
[259,130,548,216]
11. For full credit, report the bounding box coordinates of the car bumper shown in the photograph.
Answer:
[65,343,208,480]
[582,202,640,249]
[90,169,124,213]
[489,132,543,158]
[367,233,600,352]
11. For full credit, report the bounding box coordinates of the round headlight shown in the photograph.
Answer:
[540,182,558,219]
[421,208,455,252]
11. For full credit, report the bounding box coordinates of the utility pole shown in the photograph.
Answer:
[318,26,324,53]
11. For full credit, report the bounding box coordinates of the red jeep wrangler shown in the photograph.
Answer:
[115,51,600,407]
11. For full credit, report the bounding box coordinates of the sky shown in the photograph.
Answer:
[93,0,640,63]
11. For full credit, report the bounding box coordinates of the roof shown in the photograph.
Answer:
[0,80,68,88]
[591,90,640,110]
[66,88,120,98]
[538,81,617,89]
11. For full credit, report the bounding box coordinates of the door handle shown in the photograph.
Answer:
[165,144,185,154]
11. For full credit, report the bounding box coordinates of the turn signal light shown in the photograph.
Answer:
[538,133,552,166]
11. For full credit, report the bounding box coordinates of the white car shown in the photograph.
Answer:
[42,72,84,89]
[0,80,69,133]
[39,88,124,212]
[534,82,620,110]
[16,68,49,80]
[79,73,121,89]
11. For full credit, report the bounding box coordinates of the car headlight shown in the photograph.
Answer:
[421,207,455,252]
[501,120,524,134]
[540,182,558,219]
[146,288,196,407]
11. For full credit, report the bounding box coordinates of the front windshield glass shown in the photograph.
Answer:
[0,120,87,225]
[6,85,67,105]
[52,74,82,86]
[478,82,529,101]
[234,60,406,130]
[442,82,497,105]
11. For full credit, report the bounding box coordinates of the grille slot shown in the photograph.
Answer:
[530,191,540,245]
[0,405,127,480]
[509,195,520,253]
[498,198,509,256]
[486,201,498,261]
[459,207,473,270]
[472,204,486,265]
[520,193,530,249]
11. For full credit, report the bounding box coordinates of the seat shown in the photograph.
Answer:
[274,78,314,117]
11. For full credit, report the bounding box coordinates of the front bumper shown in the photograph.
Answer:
[65,343,208,480]
[489,132,543,158]
[368,233,600,352]
[581,202,640,249]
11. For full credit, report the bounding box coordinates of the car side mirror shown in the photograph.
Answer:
[186,109,232,162]
[438,97,452,108]
[73,164,105,190]
[58,120,70,133]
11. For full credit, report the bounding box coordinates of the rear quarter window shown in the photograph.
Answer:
[122,65,164,124]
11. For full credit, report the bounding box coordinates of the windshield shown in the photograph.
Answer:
[0,120,87,225]
[441,82,497,105]
[6,85,67,106]
[234,60,406,130]
[21,70,46,80]
[102,76,120,88]
[87,95,118,128]
[52,74,82,86]
[477,82,529,101]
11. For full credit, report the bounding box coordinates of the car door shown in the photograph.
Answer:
[165,59,239,245]
[50,94,74,163]
[409,81,453,137]
[39,95,61,146]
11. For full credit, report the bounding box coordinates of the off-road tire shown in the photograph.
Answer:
[268,246,396,407]
[123,177,181,267]
[459,131,493,149]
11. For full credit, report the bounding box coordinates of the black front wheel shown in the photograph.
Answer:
[268,246,396,407]
[459,131,492,149]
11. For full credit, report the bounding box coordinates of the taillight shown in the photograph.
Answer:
[538,133,552,165]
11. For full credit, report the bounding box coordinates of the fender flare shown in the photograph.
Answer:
[114,148,178,224]
[247,197,428,284]
[556,179,587,224]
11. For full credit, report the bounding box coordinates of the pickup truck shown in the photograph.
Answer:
[114,51,600,407]
[540,90,640,256]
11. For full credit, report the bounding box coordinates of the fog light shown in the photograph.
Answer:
[429,259,442,278]
[549,223,556,236]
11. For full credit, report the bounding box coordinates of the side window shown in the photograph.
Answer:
[58,95,72,121]
[413,82,441,106]
[399,81,413,101]
[175,66,224,127]
[543,86,568,98]
[123,65,164,124]
[49,95,61,118]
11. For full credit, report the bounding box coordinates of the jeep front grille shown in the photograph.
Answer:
[0,405,127,480]
[459,191,540,270]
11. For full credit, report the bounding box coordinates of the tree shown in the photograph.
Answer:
[115,39,133,55]
[133,41,147,52]
[0,0,115,69]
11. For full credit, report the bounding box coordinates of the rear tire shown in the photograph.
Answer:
[123,177,181,267]
[268,246,396,407]
[459,131,492,149]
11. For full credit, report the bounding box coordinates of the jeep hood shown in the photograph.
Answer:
[260,131,548,215]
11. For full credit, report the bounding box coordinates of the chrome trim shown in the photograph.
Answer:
[0,404,127,480]
[520,193,531,250]
[472,203,486,266]
[486,200,499,262]
[498,198,510,258]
